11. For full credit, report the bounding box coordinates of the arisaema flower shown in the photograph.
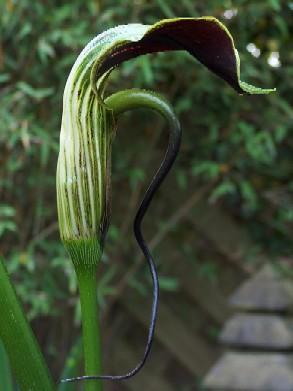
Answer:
[57,17,274,389]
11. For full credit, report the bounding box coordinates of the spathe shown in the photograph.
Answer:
[91,17,275,98]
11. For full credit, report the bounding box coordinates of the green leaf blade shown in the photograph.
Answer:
[0,340,14,391]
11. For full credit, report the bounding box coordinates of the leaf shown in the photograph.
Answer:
[157,0,176,18]
[0,221,16,237]
[209,179,236,203]
[0,205,16,238]
[246,131,277,164]
[0,73,10,83]
[0,340,14,391]
[140,56,154,85]
[198,261,218,282]
[274,125,287,143]
[159,276,180,291]
[240,180,258,212]
[129,167,145,188]
[269,0,281,11]
[0,205,15,217]
[17,82,54,100]
[191,161,220,179]
[37,39,55,63]
[176,170,188,190]
[58,338,82,391]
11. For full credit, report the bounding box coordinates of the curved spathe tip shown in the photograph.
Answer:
[91,17,275,97]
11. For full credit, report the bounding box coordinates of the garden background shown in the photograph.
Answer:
[0,0,292,390]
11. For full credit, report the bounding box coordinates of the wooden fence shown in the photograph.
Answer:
[101,199,261,391]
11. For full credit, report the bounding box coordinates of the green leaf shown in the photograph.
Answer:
[37,39,55,63]
[140,56,154,85]
[198,261,218,282]
[159,276,180,291]
[176,170,188,190]
[0,340,14,391]
[209,180,236,202]
[0,221,16,237]
[240,180,258,211]
[0,205,16,237]
[58,339,82,391]
[269,0,281,11]
[0,205,15,218]
[129,167,146,188]
[0,73,10,83]
[191,161,220,179]
[17,82,54,100]
[157,0,176,18]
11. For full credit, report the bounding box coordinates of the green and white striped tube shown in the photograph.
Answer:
[56,35,117,266]
[56,24,155,266]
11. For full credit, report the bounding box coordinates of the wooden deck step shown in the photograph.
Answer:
[229,266,293,312]
[203,352,293,390]
[219,314,293,349]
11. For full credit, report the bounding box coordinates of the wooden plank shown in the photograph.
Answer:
[121,293,218,376]
[103,312,171,391]
[155,239,234,324]
[105,382,129,391]
[151,215,246,324]
[220,314,293,349]
[203,352,293,390]
[163,293,214,336]
[168,255,232,324]
[188,200,265,268]
[111,340,172,391]
[230,265,293,311]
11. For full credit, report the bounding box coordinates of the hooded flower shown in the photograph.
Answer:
[56,17,274,266]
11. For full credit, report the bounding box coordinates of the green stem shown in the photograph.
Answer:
[76,265,103,391]
[0,257,55,391]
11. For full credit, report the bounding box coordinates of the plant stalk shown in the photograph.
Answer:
[0,257,55,391]
[76,264,103,391]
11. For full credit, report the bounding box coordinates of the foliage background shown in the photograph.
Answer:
[0,0,292,389]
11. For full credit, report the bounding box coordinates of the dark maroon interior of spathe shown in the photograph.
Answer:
[96,19,242,93]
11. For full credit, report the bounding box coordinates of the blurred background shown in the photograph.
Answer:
[0,0,292,390]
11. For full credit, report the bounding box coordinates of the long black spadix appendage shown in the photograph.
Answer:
[60,89,181,384]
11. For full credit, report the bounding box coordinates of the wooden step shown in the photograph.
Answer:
[229,265,293,312]
[203,352,293,390]
[219,314,293,349]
